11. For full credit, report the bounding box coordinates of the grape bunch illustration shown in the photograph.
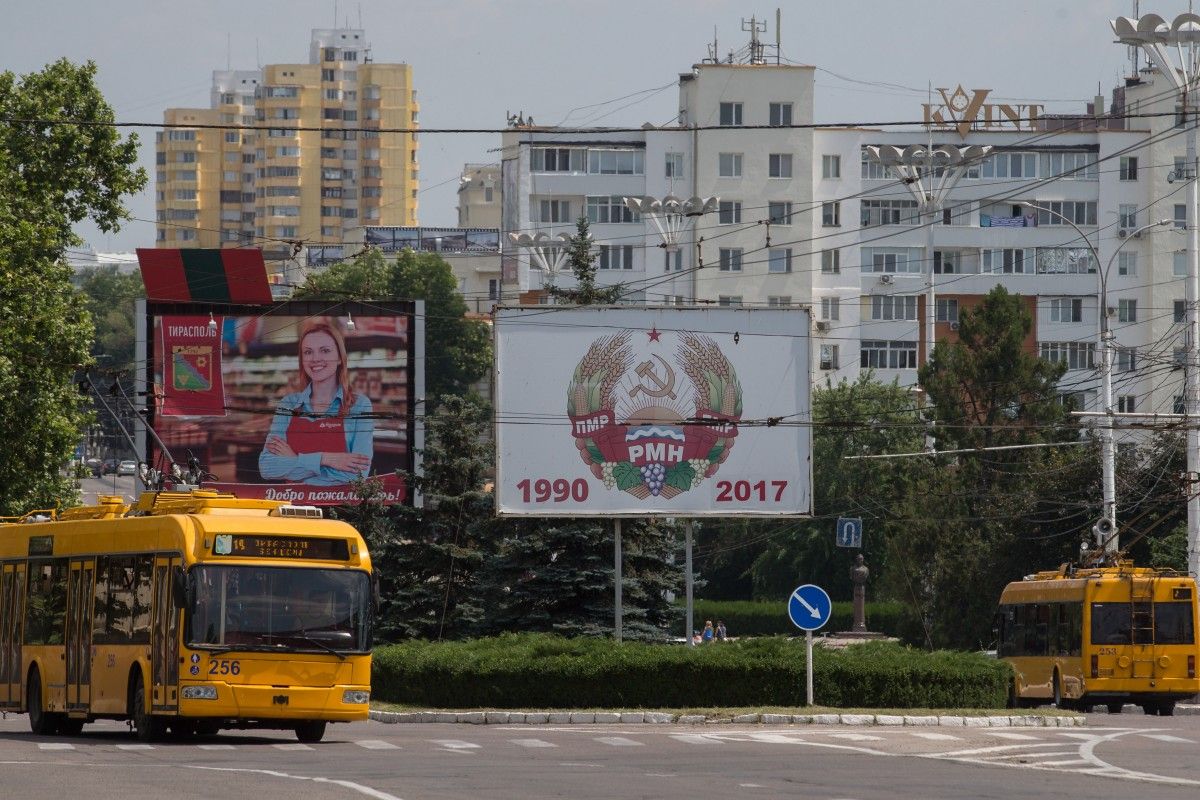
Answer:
[640,463,667,496]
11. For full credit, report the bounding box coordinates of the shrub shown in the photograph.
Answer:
[372,633,1008,709]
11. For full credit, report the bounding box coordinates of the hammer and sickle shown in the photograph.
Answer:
[629,355,677,399]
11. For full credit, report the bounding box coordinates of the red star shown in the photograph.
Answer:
[647,327,662,342]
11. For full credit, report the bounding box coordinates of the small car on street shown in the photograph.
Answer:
[116,460,137,476]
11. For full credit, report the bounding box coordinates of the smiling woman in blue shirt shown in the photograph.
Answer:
[258,319,373,485]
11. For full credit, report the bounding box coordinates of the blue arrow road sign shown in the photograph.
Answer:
[836,517,863,548]
[788,584,832,631]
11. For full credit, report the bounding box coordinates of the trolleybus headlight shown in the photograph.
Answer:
[182,686,219,700]
[342,690,370,704]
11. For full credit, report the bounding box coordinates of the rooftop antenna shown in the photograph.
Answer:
[255,38,262,70]
[775,8,781,65]
[742,15,766,64]
[334,0,338,28]
[705,26,718,63]
[1130,0,1140,76]
[226,33,231,71]
[358,2,363,28]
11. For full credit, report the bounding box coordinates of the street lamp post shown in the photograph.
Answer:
[624,194,719,304]
[1022,202,1171,551]
[865,145,991,364]
[507,232,573,296]
[1112,13,1200,578]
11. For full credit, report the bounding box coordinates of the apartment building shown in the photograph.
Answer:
[458,163,502,228]
[156,28,419,259]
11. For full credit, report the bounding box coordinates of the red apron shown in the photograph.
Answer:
[285,414,347,455]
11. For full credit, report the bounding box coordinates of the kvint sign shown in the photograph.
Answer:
[923,86,1043,137]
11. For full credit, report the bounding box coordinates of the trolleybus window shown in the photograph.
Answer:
[24,559,67,645]
[1091,602,1196,645]
[186,565,370,653]
[92,555,154,644]
[1154,602,1195,645]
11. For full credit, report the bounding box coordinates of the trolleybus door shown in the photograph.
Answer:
[0,563,25,708]
[150,556,181,713]
[65,559,94,711]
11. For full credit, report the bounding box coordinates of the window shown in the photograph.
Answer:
[933,251,958,274]
[1034,201,1098,226]
[936,298,959,323]
[1176,251,1188,276]
[586,195,638,223]
[598,245,634,270]
[665,152,684,178]
[983,248,1034,274]
[768,201,793,225]
[717,295,743,307]
[821,249,840,274]
[768,296,792,307]
[25,559,67,645]
[1176,204,1188,229]
[1120,156,1138,181]
[719,102,742,126]
[1118,299,1137,323]
[664,249,682,271]
[861,151,889,179]
[167,130,196,141]
[1116,348,1137,373]
[90,555,153,645]
[718,201,742,224]
[863,247,923,273]
[822,201,840,227]
[768,153,793,178]
[488,279,499,301]
[1176,347,1188,368]
[265,86,298,98]
[767,248,793,273]
[820,344,839,370]
[718,153,743,177]
[1039,151,1098,180]
[981,152,1038,179]
[324,47,337,62]
[822,154,841,179]
[1176,300,1187,323]
[860,340,918,369]
[1049,298,1083,323]
[1040,341,1096,369]
[1176,395,1187,415]
[176,151,195,164]
[1036,247,1095,274]
[769,102,793,127]
[587,149,644,175]
[871,295,918,321]
[1119,204,1138,229]
[1117,252,1137,277]
[861,199,919,226]
[538,199,571,223]
[718,248,743,272]
[225,132,239,144]
[531,147,582,172]
[820,297,840,320]
[174,189,197,201]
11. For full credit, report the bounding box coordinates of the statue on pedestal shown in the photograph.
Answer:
[849,554,869,633]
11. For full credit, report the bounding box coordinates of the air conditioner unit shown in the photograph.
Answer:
[815,320,831,332]
[879,273,894,284]
[949,321,960,331]
[1118,229,1128,239]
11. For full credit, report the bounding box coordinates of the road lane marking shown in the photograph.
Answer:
[355,740,400,750]
[1037,759,1091,766]
[669,734,721,745]
[595,736,643,747]
[745,732,806,744]
[990,732,1040,740]
[934,742,1065,757]
[511,739,557,748]
[1140,734,1194,743]
[430,739,480,750]
[38,743,74,751]
[981,750,1078,761]
[272,743,313,751]
[828,733,882,741]
[909,732,961,741]
[186,765,406,800]
[116,744,154,751]
[197,744,236,750]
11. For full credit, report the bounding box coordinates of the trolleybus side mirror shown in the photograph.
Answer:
[172,565,187,609]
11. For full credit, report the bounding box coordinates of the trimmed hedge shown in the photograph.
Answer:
[690,599,920,640]
[372,633,1009,709]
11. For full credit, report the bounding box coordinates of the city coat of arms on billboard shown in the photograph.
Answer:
[567,327,743,499]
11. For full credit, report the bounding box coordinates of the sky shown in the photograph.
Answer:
[0,0,1156,252]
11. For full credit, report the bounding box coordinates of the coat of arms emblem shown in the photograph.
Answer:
[567,328,742,499]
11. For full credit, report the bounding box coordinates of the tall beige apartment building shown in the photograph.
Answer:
[156,28,419,257]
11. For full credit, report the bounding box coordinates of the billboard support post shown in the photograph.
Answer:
[684,520,694,647]
[614,518,623,642]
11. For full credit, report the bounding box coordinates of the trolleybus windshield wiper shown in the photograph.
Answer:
[293,634,347,660]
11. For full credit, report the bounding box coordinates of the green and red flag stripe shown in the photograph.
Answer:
[136,248,273,304]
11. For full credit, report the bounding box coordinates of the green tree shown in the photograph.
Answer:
[297,248,491,400]
[0,60,146,515]
[545,217,624,305]
[76,265,144,371]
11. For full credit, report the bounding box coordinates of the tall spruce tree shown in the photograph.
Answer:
[545,217,625,305]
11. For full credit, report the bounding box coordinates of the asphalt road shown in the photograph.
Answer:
[1,710,1198,800]
[77,474,139,505]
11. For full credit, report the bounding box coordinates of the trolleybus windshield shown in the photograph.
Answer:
[186,565,371,653]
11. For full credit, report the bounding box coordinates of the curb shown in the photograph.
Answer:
[369,710,1085,727]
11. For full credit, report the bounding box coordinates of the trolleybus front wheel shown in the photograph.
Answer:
[295,720,327,743]
[131,675,166,742]
[26,669,57,736]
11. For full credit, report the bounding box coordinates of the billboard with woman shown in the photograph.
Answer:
[145,300,421,506]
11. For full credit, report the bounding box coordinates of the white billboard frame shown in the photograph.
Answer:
[494,305,812,518]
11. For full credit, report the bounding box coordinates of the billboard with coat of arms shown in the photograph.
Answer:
[494,306,812,517]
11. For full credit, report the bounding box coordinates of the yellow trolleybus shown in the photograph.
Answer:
[996,563,1198,716]
[0,490,374,742]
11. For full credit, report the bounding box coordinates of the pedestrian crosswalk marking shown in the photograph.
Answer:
[430,739,481,750]
[355,740,400,750]
[116,744,154,751]
[990,732,1040,741]
[669,734,720,745]
[828,732,882,741]
[596,736,643,747]
[511,738,557,748]
[272,743,313,751]
[910,732,961,741]
[197,744,236,750]
[38,743,74,751]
